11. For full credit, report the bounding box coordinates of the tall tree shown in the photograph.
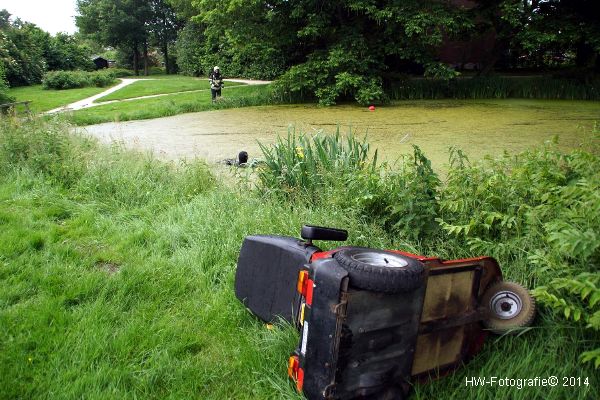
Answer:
[76,0,152,75]
[149,0,182,74]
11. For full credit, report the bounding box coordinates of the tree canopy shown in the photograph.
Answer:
[0,10,94,87]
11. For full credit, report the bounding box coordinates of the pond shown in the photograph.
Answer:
[81,99,600,170]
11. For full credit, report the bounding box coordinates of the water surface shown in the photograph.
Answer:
[81,99,600,170]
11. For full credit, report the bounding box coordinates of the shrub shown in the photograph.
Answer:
[42,70,89,89]
[256,129,440,240]
[0,118,88,186]
[42,70,117,90]
[111,68,135,78]
[88,70,117,87]
[0,64,15,105]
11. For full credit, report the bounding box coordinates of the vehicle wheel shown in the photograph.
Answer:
[333,248,425,293]
[481,281,536,335]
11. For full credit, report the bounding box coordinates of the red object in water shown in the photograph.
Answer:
[368,105,375,111]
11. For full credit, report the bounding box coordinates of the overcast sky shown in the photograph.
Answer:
[0,0,78,34]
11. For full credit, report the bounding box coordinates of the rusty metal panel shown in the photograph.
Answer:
[421,271,475,322]
[411,326,466,376]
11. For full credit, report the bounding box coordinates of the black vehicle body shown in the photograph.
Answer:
[234,226,534,400]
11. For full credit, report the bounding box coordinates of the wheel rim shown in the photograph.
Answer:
[350,252,409,268]
[489,291,522,320]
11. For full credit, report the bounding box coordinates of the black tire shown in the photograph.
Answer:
[333,247,425,293]
[481,281,536,335]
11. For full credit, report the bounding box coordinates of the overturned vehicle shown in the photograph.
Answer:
[235,225,535,400]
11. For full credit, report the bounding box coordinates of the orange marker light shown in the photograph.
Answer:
[297,270,308,294]
[287,355,299,379]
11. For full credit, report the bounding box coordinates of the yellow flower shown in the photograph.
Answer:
[295,146,304,159]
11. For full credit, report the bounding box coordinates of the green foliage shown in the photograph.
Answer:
[256,130,440,240]
[42,70,117,90]
[110,68,135,78]
[388,76,600,100]
[437,132,600,367]
[0,116,599,398]
[274,53,385,106]
[0,63,14,104]
[44,33,95,72]
[0,20,48,86]
[0,11,96,86]
[257,128,374,196]
[0,118,87,186]
[174,21,204,76]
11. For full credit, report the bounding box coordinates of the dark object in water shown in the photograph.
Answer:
[224,150,249,166]
[238,151,248,164]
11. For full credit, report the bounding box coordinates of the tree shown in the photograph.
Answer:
[45,33,95,71]
[175,20,205,76]
[149,0,182,74]
[470,1,600,73]
[0,12,48,86]
[185,1,471,103]
[76,0,152,75]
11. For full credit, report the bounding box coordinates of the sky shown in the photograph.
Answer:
[0,0,78,34]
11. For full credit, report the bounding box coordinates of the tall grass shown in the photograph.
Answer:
[257,128,375,198]
[387,76,600,101]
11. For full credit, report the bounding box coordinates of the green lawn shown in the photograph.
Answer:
[68,84,273,125]
[8,84,118,113]
[96,77,246,102]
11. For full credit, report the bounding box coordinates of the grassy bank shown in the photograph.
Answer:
[0,117,598,399]
[8,84,118,113]
[67,84,274,125]
[96,78,246,102]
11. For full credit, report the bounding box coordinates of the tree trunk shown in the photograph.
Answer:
[163,43,170,74]
[144,40,149,76]
[133,42,139,76]
[576,41,595,69]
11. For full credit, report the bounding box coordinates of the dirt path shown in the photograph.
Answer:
[47,78,272,114]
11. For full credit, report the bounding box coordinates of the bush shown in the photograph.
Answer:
[88,70,117,87]
[0,64,15,105]
[42,70,117,90]
[0,118,88,185]
[111,68,135,78]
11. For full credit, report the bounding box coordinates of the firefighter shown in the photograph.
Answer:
[209,66,224,102]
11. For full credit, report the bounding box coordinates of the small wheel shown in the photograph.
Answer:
[333,248,425,293]
[481,281,536,335]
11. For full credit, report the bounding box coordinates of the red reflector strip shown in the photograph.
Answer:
[305,279,314,305]
[296,367,305,392]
